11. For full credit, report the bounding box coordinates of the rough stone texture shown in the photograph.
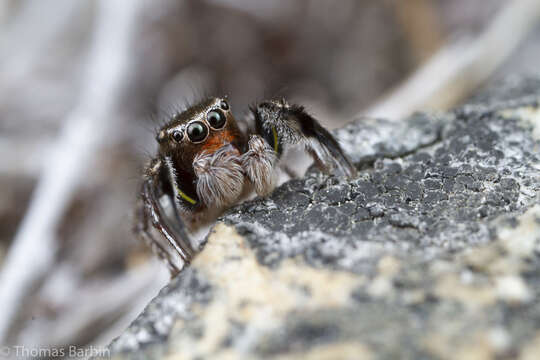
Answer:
[103,77,540,360]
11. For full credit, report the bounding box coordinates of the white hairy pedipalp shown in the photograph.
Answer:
[241,135,277,196]
[193,145,244,208]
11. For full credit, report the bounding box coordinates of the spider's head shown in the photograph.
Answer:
[156,97,244,171]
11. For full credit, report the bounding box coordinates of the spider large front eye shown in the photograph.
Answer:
[207,110,226,129]
[186,121,208,143]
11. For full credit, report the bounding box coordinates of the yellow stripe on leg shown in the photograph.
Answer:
[175,185,197,205]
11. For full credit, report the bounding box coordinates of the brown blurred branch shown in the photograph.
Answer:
[392,0,443,63]
[365,0,540,120]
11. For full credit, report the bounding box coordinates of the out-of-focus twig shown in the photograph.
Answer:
[0,0,85,88]
[18,261,166,349]
[90,264,169,349]
[365,0,540,121]
[0,137,53,178]
[0,0,144,343]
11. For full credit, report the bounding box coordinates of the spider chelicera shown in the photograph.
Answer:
[135,97,356,275]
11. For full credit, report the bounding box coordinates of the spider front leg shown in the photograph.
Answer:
[250,99,357,178]
[135,159,195,275]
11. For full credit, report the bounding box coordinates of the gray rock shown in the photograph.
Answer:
[103,77,540,360]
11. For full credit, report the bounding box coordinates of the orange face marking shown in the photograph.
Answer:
[201,130,236,153]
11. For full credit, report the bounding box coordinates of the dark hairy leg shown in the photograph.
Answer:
[134,199,182,275]
[140,179,195,270]
[251,99,357,178]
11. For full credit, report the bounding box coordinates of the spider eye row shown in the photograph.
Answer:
[170,101,229,144]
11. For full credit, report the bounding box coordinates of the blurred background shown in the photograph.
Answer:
[1,0,540,356]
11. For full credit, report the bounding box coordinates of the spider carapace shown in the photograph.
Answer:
[135,97,356,275]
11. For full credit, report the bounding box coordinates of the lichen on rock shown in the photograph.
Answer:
[104,77,540,360]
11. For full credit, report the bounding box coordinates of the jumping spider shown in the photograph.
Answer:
[135,97,356,275]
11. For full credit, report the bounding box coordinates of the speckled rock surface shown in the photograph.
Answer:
[104,77,540,360]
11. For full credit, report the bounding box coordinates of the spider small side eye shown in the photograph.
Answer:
[207,109,227,129]
[220,100,229,110]
[171,130,183,143]
[186,121,209,143]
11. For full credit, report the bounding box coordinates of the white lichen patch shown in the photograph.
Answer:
[168,223,363,359]
[423,332,494,360]
[433,273,496,309]
[498,205,540,258]
[486,327,511,353]
[423,328,514,360]
[519,331,540,360]
[500,105,540,140]
[367,276,394,298]
[495,275,532,305]
[366,256,402,298]
[433,206,540,309]
[377,255,401,277]
[496,106,540,205]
